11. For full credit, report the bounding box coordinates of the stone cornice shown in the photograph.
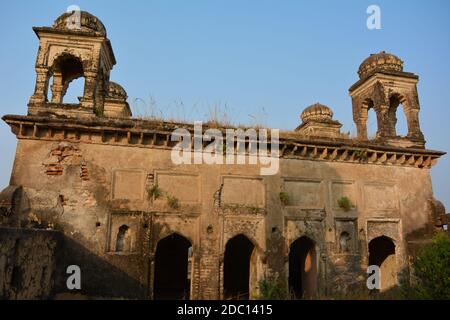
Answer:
[33,26,106,39]
[349,71,419,94]
[2,114,445,169]
[32,27,116,67]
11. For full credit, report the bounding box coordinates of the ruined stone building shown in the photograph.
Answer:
[0,11,448,300]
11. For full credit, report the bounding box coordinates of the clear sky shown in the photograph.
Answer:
[0,0,449,209]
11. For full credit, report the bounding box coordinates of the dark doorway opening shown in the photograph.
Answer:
[224,234,254,299]
[289,236,317,299]
[368,236,396,291]
[154,233,191,300]
[115,225,130,252]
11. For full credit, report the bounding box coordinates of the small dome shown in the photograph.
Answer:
[53,11,107,36]
[301,103,333,123]
[358,51,403,79]
[106,81,127,100]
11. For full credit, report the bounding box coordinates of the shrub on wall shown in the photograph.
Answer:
[279,192,290,206]
[256,278,286,300]
[147,184,162,200]
[337,196,353,211]
[166,194,180,209]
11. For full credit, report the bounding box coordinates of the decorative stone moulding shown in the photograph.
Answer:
[3,115,444,170]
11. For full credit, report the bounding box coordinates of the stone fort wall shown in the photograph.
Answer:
[0,10,446,300]
[0,135,438,299]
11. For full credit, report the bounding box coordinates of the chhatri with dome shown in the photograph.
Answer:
[0,11,447,300]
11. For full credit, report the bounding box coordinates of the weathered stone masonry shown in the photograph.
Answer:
[0,11,448,299]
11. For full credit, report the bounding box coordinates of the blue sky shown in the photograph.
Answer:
[0,0,449,209]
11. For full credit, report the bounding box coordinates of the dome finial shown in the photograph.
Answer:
[358,51,403,79]
[296,103,344,138]
[301,102,334,123]
[53,11,107,36]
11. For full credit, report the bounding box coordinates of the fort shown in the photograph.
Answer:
[0,11,449,300]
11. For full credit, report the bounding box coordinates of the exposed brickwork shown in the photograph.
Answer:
[80,163,89,181]
[43,143,82,176]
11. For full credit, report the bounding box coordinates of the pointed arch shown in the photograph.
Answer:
[223,234,256,299]
[368,236,397,291]
[154,233,192,300]
[387,93,409,137]
[154,230,195,252]
[49,53,85,103]
[288,236,317,299]
[363,98,379,139]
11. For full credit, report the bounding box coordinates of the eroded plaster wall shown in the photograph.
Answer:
[5,137,437,298]
[0,227,61,299]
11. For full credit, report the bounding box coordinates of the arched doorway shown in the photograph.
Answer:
[154,233,192,300]
[115,225,130,252]
[224,234,255,299]
[49,54,85,103]
[364,98,378,139]
[387,94,408,137]
[368,236,396,291]
[288,236,317,299]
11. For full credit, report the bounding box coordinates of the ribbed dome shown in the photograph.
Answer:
[358,51,403,79]
[301,103,333,123]
[106,82,127,100]
[53,11,107,36]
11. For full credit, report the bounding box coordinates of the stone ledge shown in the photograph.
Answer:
[3,114,445,169]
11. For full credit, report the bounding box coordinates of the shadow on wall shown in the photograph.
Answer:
[52,234,147,299]
[0,227,147,300]
[0,227,62,299]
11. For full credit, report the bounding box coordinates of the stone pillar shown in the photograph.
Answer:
[386,106,398,137]
[405,108,424,139]
[80,71,98,109]
[50,72,64,103]
[375,105,389,138]
[29,67,50,104]
[95,76,106,113]
[352,98,368,140]
[197,236,220,299]
[356,117,368,140]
